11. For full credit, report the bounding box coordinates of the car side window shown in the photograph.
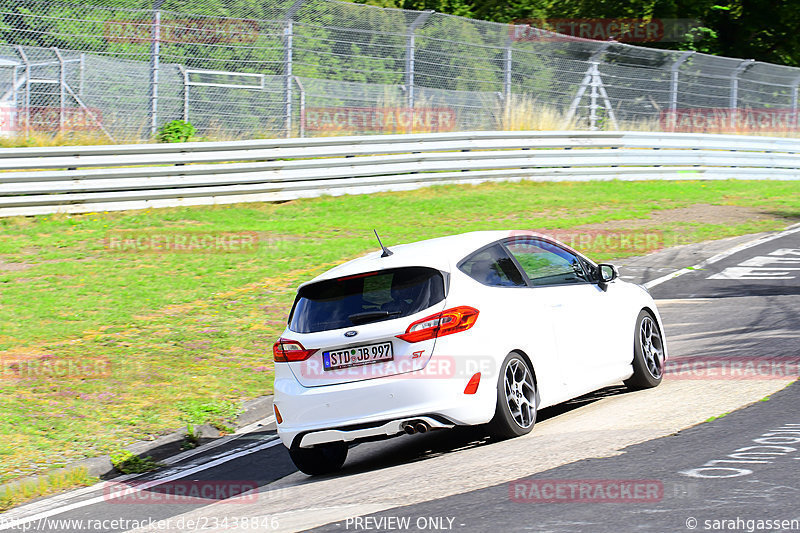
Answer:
[505,238,588,286]
[459,244,526,287]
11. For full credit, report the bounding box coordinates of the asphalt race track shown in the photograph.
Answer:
[1,227,798,533]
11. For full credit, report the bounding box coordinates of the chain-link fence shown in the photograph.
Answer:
[2,0,800,141]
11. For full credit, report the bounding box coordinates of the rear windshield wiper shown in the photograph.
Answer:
[348,310,401,325]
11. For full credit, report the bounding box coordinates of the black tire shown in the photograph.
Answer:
[624,309,665,390]
[288,441,348,475]
[487,352,537,439]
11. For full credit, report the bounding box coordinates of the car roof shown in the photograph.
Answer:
[301,230,579,287]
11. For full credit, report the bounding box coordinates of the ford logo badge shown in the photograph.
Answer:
[344,330,358,338]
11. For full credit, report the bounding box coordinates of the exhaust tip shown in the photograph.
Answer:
[403,424,417,435]
[414,422,428,434]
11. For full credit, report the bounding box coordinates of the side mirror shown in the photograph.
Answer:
[597,263,618,283]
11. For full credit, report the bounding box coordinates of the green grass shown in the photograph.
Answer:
[0,179,798,486]
[705,412,730,423]
[0,468,96,512]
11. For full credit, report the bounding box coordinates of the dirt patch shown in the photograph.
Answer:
[577,204,786,229]
[0,261,32,272]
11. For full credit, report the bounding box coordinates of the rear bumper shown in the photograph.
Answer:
[297,415,454,448]
[273,363,496,448]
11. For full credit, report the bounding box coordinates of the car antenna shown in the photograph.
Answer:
[373,229,393,257]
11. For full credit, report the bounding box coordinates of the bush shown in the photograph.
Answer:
[157,120,196,143]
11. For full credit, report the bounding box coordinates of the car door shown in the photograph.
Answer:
[502,237,610,396]
[457,243,570,405]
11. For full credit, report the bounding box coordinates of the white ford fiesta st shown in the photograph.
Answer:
[272,230,667,474]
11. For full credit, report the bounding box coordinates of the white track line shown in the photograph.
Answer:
[0,438,282,531]
[644,223,800,290]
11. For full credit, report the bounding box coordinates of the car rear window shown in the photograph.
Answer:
[288,267,446,333]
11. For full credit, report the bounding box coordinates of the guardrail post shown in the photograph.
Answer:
[730,59,754,130]
[149,0,162,138]
[406,10,434,111]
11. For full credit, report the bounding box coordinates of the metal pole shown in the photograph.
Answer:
[669,51,693,115]
[790,75,800,133]
[149,0,162,137]
[11,65,17,131]
[285,20,293,137]
[283,0,305,138]
[52,47,65,132]
[589,63,599,130]
[179,65,188,122]
[730,59,754,129]
[406,10,434,111]
[79,53,85,97]
[15,46,31,136]
[791,75,800,112]
[294,76,305,138]
[503,41,512,103]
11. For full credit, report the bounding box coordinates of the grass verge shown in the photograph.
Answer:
[0,468,96,512]
[0,178,798,487]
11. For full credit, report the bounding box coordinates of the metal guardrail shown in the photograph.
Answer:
[1,130,799,217]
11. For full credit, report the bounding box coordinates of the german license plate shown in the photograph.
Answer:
[322,342,393,371]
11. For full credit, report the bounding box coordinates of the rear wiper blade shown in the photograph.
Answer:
[348,310,401,325]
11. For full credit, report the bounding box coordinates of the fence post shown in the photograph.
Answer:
[52,47,65,132]
[791,75,800,114]
[294,76,306,138]
[14,46,31,136]
[149,0,162,137]
[179,65,188,122]
[669,51,693,115]
[284,20,293,137]
[79,53,85,97]
[284,0,304,138]
[503,39,512,103]
[406,10,434,111]
[730,59,754,129]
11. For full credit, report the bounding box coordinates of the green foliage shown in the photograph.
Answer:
[177,399,239,433]
[0,468,96,512]
[109,450,163,474]
[157,120,196,143]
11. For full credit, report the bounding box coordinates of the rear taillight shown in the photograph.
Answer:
[396,306,479,343]
[272,338,317,362]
